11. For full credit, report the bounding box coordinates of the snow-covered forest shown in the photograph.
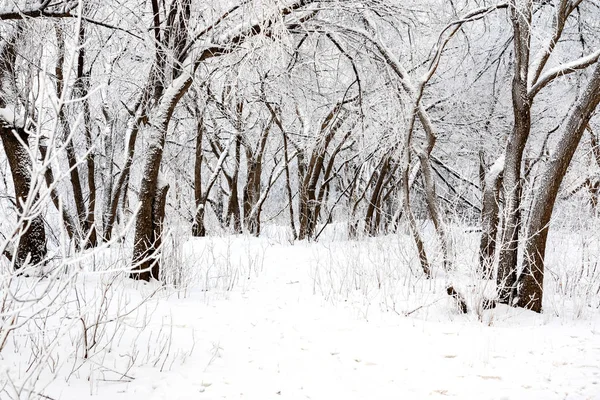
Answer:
[1,0,600,398]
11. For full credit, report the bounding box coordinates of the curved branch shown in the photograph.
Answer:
[529,49,600,98]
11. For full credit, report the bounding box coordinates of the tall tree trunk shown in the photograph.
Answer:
[265,102,298,239]
[104,111,143,241]
[55,25,88,244]
[517,62,600,312]
[132,124,168,280]
[132,73,194,281]
[401,102,431,278]
[0,27,47,269]
[497,0,532,303]
[282,130,297,240]
[74,21,98,248]
[193,114,206,237]
[226,134,242,233]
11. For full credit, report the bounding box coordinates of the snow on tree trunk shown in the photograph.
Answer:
[132,71,193,281]
[479,155,504,279]
[516,62,600,312]
[0,125,47,269]
[496,0,532,304]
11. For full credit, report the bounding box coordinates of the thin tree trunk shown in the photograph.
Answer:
[282,130,297,240]
[299,106,346,240]
[104,113,143,241]
[311,131,351,238]
[418,151,452,270]
[401,103,431,277]
[55,25,88,243]
[479,156,504,279]
[39,145,77,240]
[74,21,98,248]
[266,102,298,239]
[365,156,390,236]
[243,120,270,235]
[226,134,242,233]
[193,114,205,237]
[401,154,430,278]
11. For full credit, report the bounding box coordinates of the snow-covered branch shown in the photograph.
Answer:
[0,0,77,20]
[529,49,600,98]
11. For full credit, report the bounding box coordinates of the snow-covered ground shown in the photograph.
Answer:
[2,231,600,399]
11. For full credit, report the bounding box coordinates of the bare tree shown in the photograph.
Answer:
[493,0,600,308]
[517,62,600,312]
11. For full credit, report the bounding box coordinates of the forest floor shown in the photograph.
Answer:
[4,232,600,399]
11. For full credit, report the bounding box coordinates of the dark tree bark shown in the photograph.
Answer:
[192,113,206,237]
[496,0,532,303]
[311,130,351,238]
[0,126,47,269]
[74,21,98,248]
[225,133,242,233]
[298,105,346,240]
[131,0,322,278]
[243,120,271,236]
[517,62,600,312]
[0,27,46,269]
[365,156,391,236]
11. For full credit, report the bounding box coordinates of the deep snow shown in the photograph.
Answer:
[2,233,600,399]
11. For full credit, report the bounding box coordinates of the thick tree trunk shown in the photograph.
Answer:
[517,62,600,312]
[132,125,167,280]
[0,126,47,269]
[150,183,169,279]
[132,71,194,281]
[497,0,532,303]
[0,27,46,269]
